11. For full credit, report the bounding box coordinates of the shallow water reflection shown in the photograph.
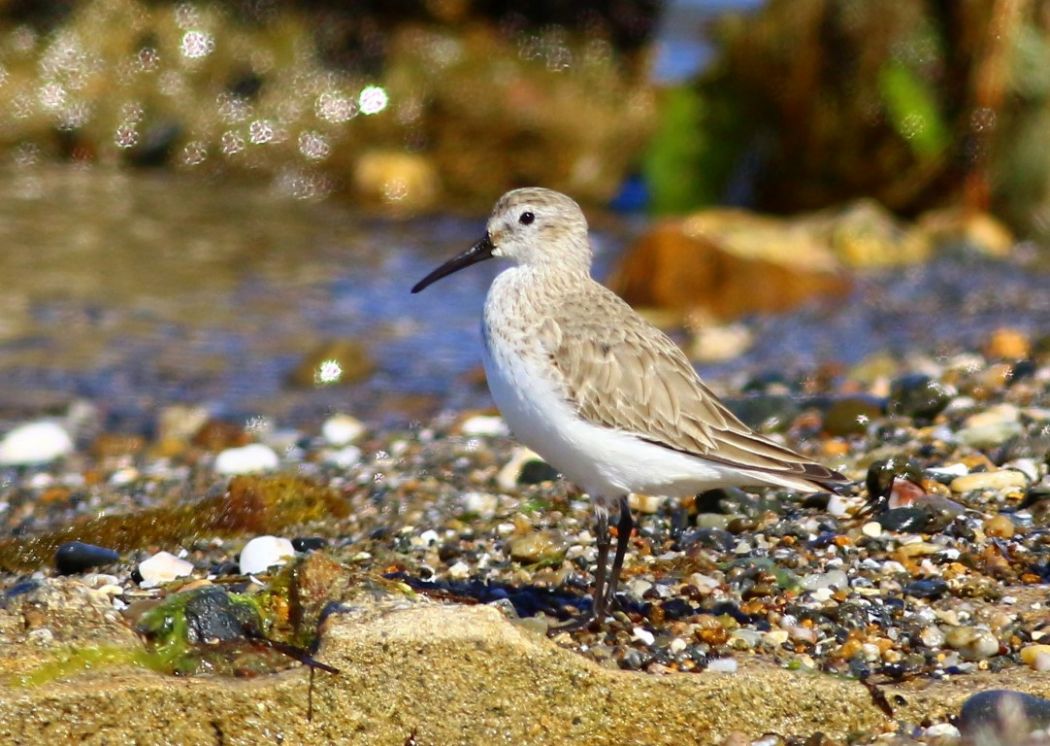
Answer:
[1,166,1047,432]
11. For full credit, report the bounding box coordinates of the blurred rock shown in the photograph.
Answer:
[609,214,850,320]
[798,200,929,268]
[688,321,753,363]
[983,327,1031,360]
[352,151,440,211]
[321,414,366,447]
[916,208,1014,257]
[288,339,375,388]
[215,444,280,475]
[0,421,74,466]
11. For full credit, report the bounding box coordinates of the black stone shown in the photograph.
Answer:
[887,373,951,421]
[292,537,327,552]
[903,578,948,600]
[877,507,932,533]
[517,459,560,485]
[54,541,120,575]
[823,395,885,437]
[183,587,262,644]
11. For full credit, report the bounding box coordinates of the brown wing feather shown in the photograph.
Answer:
[539,283,846,488]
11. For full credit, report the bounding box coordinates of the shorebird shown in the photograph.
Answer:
[412,188,847,626]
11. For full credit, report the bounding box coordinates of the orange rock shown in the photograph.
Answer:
[983,327,1031,360]
[608,216,851,321]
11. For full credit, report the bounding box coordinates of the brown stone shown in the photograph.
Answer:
[609,214,851,321]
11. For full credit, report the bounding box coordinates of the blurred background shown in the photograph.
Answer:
[0,0,1048,430]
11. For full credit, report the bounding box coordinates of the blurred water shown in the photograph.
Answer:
[1,167,1047,433]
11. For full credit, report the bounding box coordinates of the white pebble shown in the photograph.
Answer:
[447,560,471,580]
[706,657,738,673]
[138,551,194,588]
[417,529,439,546]
[459,415,508,437]
[462,491,498,519]
[631,626,655,646]
[321,445,362,468]
[239,536,295,575]
[0,421,73,466]
[625,578,653,600]
[496,447,542,490]
[214,443,279,475]
[810,587,833,602]
[321,414,365,446]
[826,493,850,517]
[861,521,883,538]
[923,723,960,738]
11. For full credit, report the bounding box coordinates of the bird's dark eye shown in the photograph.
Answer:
[519,211,534,226]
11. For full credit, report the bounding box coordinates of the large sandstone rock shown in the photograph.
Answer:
[1,601,1048,744]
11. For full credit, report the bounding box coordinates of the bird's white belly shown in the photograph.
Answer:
[481,328,740,500]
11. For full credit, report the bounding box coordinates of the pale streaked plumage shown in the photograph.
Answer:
[412,187,847,625]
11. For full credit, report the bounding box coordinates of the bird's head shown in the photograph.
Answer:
[411,187,591,294]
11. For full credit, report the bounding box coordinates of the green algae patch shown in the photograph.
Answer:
[11,645,153,688]
[0,475,348,572]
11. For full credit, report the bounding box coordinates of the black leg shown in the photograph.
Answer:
[591,509,610,622]
[606,495,633,609]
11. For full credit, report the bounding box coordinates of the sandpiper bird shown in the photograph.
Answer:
[412,187,847,626]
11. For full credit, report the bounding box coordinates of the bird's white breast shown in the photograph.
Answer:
[481,268,742,502]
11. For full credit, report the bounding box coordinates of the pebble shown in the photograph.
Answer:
[983,327,1031,359]
[888,373,952,420]
[459,415,509,437]
[508,531,564,564]
[950,469,1028,493]
[945,626,999,660]
[919,626,946,648]
[462,492,499,519]
[496,448,543,490]
[214,443,279,475]
[860,521,882,538]
[821,395,883,436]
[878,507,931,533]
[923,723,960,739]
[321,445,362,468]
[239,536,296,575]
[958,404,1024,448]
[138,551,194,588]
[0,421,74,466]
[706,658,738,673]
[54,541,120,575]
[983,514,1015,538]
[321,414,366,446]
[1020,645,1050,672]
[800,569,848,591]
[183,586,261,643]
[632,627,655,646]
[826,493,850,517]
[626,578,652,600]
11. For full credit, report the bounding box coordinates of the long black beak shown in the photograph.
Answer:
[411,233,495,294]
